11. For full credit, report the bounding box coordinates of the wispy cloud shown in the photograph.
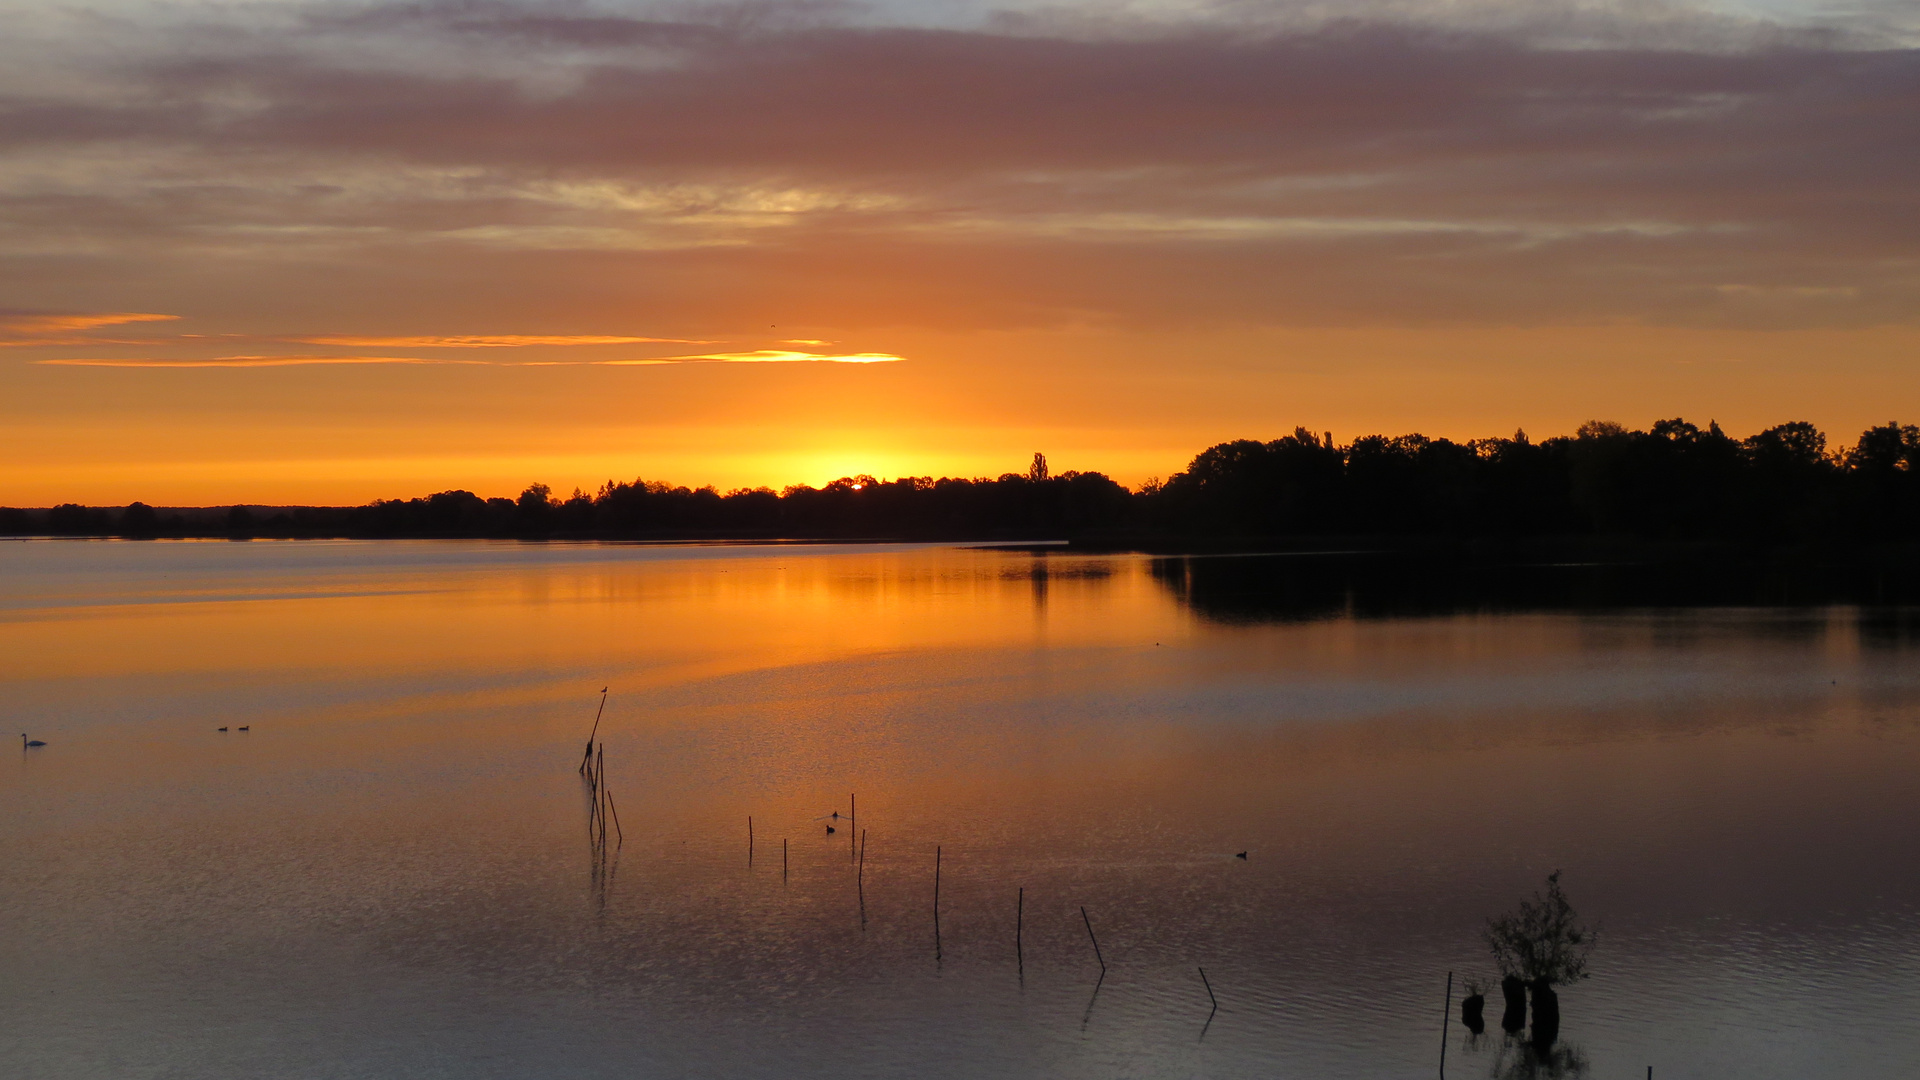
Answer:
[0,337,176,348]
[36,355,489,368]
[36,350,905,368]
[1,312,179,335]
[599,351,905,365]
[290,334,706,348]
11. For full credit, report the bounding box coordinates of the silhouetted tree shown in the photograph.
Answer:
[48,503,109,535]
[1485,871,1596,1049]
[119,502,159,537]
[1845,422,1920,538]
[423,490,489,534]
[1345,434,1482,532]
[1158,428,1344,534]
[1741,422,1837,538]
[517,483,557,532]
[556,487,596,532]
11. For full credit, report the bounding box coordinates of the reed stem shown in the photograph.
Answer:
[579,688,607,774]
[605,789,623,845]
[1081,906,1105,973]
[1017,887,1024,973]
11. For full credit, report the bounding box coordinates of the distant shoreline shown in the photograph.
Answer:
[8,419,1917,552]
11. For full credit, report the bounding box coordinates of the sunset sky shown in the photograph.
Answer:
[3,0,1916,505]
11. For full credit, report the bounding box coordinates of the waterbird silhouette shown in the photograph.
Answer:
[217,727,228,732]
[827,825,836,834]
[21,734,45,748]
[238,726,249,731]
[1235,851,1248,859]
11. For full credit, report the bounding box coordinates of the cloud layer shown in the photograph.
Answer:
[0,0,1914,341]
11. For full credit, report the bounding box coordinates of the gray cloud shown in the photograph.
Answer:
[1,0,1916,333]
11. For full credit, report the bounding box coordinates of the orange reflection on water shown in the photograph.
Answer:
[4,540,1920,1080]
[0,542,1182,686]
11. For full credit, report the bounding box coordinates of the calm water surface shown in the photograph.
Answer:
[4,540,1919,1079]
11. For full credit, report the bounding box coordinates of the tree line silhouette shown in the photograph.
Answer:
[5,421,1918,543]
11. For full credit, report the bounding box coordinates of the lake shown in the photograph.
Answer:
[4,539,1919,1079]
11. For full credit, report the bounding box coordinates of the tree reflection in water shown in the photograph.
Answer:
[1489,1035,1589,1079]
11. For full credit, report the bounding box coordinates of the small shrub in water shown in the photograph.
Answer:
[1485,871,1595,1048]
[1484,870,1596,987]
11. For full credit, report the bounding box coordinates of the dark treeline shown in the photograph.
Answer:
[0,454,1131,541]
[5,421,1919,544]
[1146,419,1920,541]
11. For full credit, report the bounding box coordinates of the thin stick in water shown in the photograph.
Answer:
[749,816,754,865]
[1439,970,1453,1079]
[1016,887,1024,973]
[579,687,607,774]
[783,838,788,879]
[1198,965,1218,1040]
[587,746,603,832]
[934,845,942,961]
[1198,960,1213,1037]
[604,789,624,845]
[1081,906,1106,974]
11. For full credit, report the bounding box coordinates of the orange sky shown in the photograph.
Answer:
[3,1,1917,505]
